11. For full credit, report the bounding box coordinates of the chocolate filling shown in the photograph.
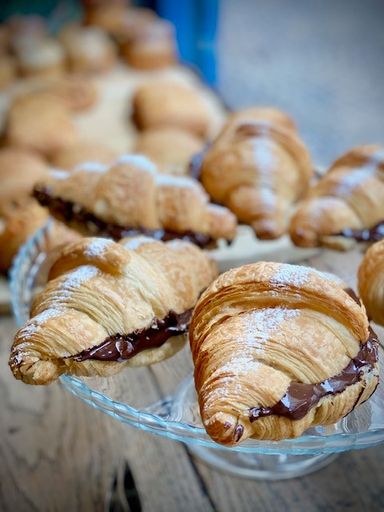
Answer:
[72,308,192,362]
[34,187,225,249]
[335,220,384,243]
[344,287,361,306]
[249,328,379,423]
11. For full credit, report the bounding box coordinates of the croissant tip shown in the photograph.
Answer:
[9,355,61,385]
[251,220,284,240]
[204,412,247,446]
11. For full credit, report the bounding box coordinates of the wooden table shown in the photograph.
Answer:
[1,249,384,512]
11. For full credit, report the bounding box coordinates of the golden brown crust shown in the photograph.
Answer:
[358,240,384,325]
[85,5,156,41]
[36,75,98,112]
[121,18,177,70]
[37,156,238,241]
[16,37,65,78]
[50,140,118,170]
[10,237,218,384]
[132,82,211,138]
[59,24,117,74]
[5,91,77,158]
[201,108,313,239]
[190,261,377,445]
[0,146,51,271]
[290,145,384,249]
[0,147,49,201]
[0,200,48,272]
[134,127,203,175]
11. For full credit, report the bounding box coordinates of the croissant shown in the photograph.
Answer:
[290,145,384,250]
[358,240,384,326]
[200,107,313,239]
[189,261,379,445]
[34,155,237,247]
[10,236,218,385]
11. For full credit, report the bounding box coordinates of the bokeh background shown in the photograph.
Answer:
[219,0,384,164]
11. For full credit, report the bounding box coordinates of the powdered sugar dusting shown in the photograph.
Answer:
[207,307,300,402]
[74,162,108,173]
[84,238,113,257]
[49,168,69,180]
[21,308,65,337]
[271,263,343,288]
[336,167,373,196]
[155,174,199,189]
[62,265,99,290]
[116,154,157,174]
[208,204,227,213]
[122,236,156,251]
[271,263,311,287]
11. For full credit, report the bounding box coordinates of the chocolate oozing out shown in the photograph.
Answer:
[249,328,379,423]
[344,287,361,306]
[34,187,225,249]
[335,221,384,243]
[72,308,193,362]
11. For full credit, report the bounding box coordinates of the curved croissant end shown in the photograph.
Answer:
[190,262,378,445]
[290,145,384,250]
[201,109,313,240]
[10,237,218,385]
[358,240,384,326]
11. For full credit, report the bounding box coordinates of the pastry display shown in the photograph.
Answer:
[290,145,384,250]
[50,140,118,170]
[135,127,203,175]
[16,37,65,78]
[189,261,379,445]
[358,239,384,326]
[59,24,117,74]
[33,155,237,247]
[120,18,177,70]
[0,147,49,271]
[132,82,211,138]
[35,75,98,112]
[5,91,77,158]
[10,236,218,384]
[200,107,313,239]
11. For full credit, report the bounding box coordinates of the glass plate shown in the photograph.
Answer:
[10,222,384,479]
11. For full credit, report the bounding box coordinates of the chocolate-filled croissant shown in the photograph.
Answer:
[290,145,384,250]
[189,262,379,445]
[200,107,313,239]
[358,239,384,326]
[34,155,237,248]
[10,236,218,385]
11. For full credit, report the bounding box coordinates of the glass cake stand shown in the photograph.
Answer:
[10,222,384,480]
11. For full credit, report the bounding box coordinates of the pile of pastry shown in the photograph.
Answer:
[4,10,384,447]
[0,4,177,88]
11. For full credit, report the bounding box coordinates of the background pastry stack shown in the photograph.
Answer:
[1,3,384,450]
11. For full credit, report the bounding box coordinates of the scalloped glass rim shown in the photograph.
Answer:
[10,221,384,455]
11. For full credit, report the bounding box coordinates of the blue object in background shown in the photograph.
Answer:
[155,0,219,85]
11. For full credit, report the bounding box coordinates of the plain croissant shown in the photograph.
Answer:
[290,145,384,250]
[34,155,237,247]
[10,236,218,385]
[358,239,384,326]
[189,261,379,445]
[200,107,313,239]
